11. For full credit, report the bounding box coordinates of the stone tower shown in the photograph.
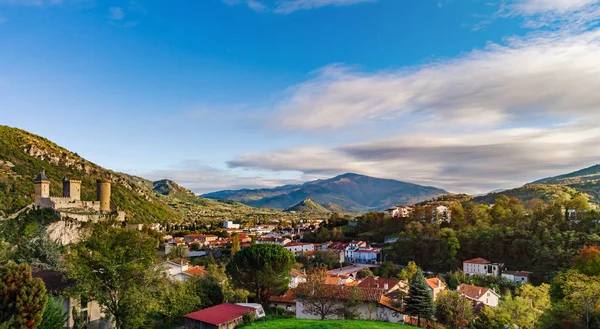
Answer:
[34,170,50,205]
[96,179,111,212]
[62,176,82,200]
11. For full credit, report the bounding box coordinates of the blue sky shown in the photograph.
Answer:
[1,0,600,194]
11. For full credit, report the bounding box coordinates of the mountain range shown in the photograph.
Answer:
[203,173,449,213]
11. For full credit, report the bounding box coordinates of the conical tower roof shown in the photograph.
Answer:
[34,170,49,182]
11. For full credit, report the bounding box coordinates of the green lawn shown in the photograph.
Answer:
[240,318,412,329]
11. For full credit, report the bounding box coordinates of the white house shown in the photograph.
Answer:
[164,258,205,281]
[458,284,500,308]
[431,204,451,224]
[463,258,503,276]
[345,241,368,263]
[223,220,240,229]
[290,268,307,288]
[295,285,403,324]
[284,242,315,255]
[386,206,414,218]
[256,237,291,246]
[501,270,531,284]
[354,248,380,264]
[426,277,446,301]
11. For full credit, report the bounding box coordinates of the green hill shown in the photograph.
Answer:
[473,184,585,205]
[0,125,284,224]
[284,198,332,214]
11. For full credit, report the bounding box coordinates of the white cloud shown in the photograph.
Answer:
[512,0,598,14]
[272,29,600,130]
[222,0,375,14]
[109,7,124,20]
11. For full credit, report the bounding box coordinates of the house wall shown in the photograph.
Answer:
[463,262,501,276]
[270,301,296,313]
[478,291,499,307]
[296,299,387,321]
[377,307,404,324]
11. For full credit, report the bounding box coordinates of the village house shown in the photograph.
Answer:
[463,257,503,276]
[164,258,206,281]
[222,220,240,229]
[501,270,532,284]
[184,303,264,329]
[430,204,451,224]
[290,268,307,288]
[344,241,368,263]
[295,285,404,324]
[357,276,403,294]
[183,234,219,244]
[33,271,114,329]
[256,236,291,246]
[384,235,399,244]
[284,242,315,255]
[354,247,380,264]
[386,206,414,218]
[426,277,446,300]
[269,289,297,313]
[457,284,500,308]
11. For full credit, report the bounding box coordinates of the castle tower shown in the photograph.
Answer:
[34,170,50,205]
[96,179,111,212]
[62,176,81,200]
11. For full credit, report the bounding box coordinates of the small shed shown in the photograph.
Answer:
[184,303,256,329]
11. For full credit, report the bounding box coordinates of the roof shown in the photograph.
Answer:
[379,295,402,312]
[458,284,497,300]
[295,284,385,302]
[290,268,307,278]
[426,277,446,290]
[168,258,189,266]
[284,242,313,247]
[34,170,49,182]
[355,248,380,254]
[463,257,491,265]
[185,303,255,325]
[184,266,206,277]
[269,289,296,304]
[258,237,289,242]
[501,270,531,277]
[357,276,399,290]
[32,271,76,295]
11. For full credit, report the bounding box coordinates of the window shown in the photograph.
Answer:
[286,305,292,311]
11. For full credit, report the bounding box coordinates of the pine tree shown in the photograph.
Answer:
[0,262,48,329]
[405,269,435,327]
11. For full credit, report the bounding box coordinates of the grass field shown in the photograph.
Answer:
[240,318,413,328]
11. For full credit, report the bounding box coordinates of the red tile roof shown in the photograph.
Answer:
[458,284,493,300]
[290,268,307,278]
[269,289,296,304]
[184,266,206,277]
[185,303,255,325]
[168,258,189,266]
[426,278,446,290]
[463,257,491,264]
[357,276,400,290]
[295,284,384,302]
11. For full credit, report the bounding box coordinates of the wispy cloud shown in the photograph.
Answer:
[222,0,376,14]
[0,0,67,6]
[108,6,125,20]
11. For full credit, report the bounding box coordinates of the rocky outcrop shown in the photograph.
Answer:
[46,220,85,245]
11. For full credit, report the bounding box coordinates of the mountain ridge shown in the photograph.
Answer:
[203,173,448,212]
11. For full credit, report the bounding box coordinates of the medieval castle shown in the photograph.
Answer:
[34,170,125,222]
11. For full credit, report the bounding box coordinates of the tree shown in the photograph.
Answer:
[0,262,48,329]
[39,296,68,329]
[397,261,418,281]
[67,222,162,329]
[159,280,203,323]
[226,243,295,307]
[168,244,188,260]
[231,234,240,256]
[335,286,361,320]
[295,267,340,320]
[573,245,600,277]
[435,290,474,329]
[377,261,396,278]
[357,268,374,279]
[405,269,434,327]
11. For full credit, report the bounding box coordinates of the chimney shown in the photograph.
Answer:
[438,278,441,287]
[384,283,389,290]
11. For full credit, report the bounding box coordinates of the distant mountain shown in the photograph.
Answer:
[474,164,600,206]
[203,173,448,213]
[153,179,196,197]
[284,198,331,214]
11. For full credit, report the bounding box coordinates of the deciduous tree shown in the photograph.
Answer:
[435,290,474,329]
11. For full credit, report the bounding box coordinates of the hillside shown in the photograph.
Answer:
[474,165,600,206]
[0,126,281,224]
[284,198,331,214]
[204,173,448,212]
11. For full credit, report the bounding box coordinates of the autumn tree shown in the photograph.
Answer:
[231,234,240,256]
[295,266,340,320]
[226,243,294,307]
[0,262,48,329]
[435,290,474,329]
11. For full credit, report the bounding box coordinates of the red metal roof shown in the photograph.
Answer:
[463,257,490,264]
[185,303,255,325]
